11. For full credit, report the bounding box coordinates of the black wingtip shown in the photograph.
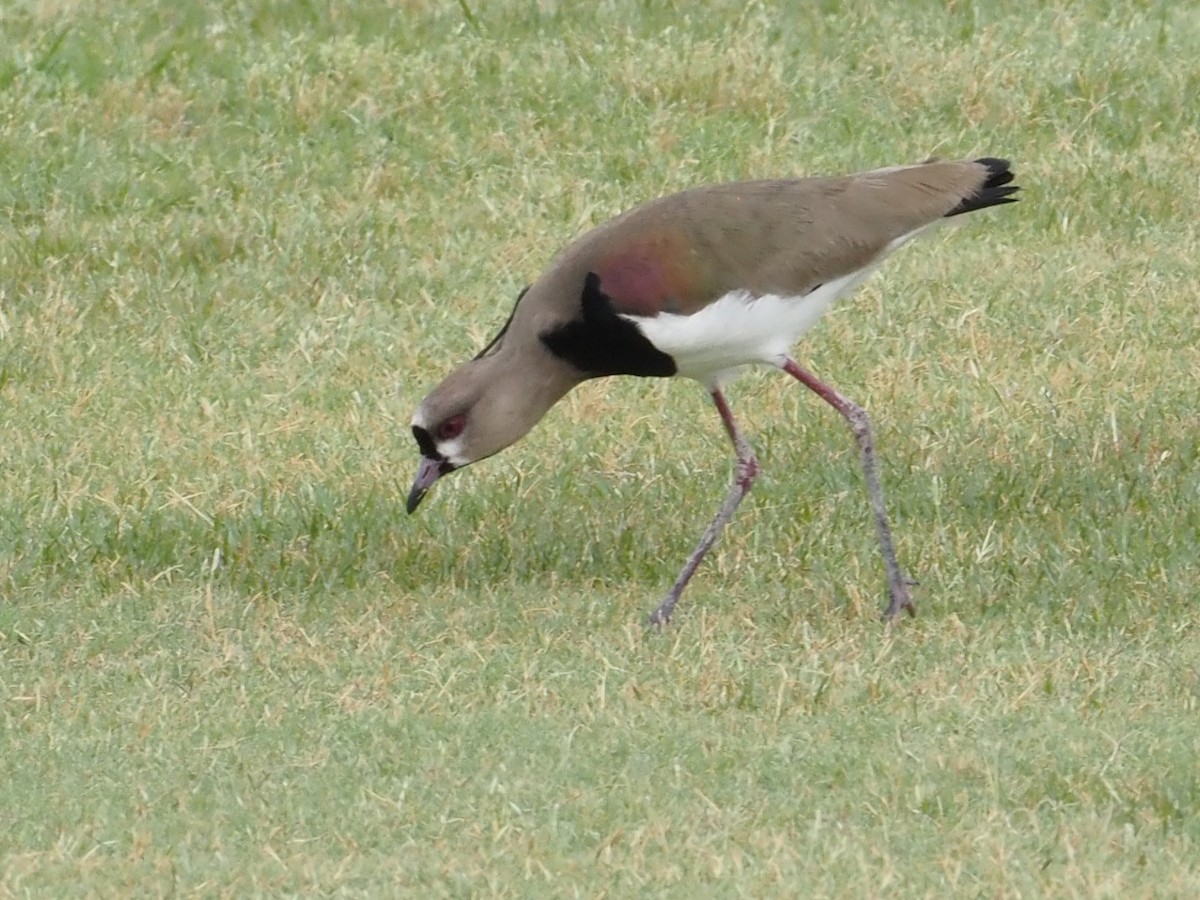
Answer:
[945,157,1021,218]
[975,157,1016,188]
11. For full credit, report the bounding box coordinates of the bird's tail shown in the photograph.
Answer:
[944,157,1020,218]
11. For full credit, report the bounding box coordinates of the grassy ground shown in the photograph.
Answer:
[3,0,1198,895]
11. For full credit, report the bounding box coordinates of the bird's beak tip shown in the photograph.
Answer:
[407,455,448,515]
[405,489,426,515]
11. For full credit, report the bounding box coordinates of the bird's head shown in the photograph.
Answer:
[406,351,575,513]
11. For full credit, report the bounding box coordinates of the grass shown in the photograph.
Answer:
[2,0,1199,894]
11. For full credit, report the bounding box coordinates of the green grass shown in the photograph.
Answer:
[3,0,1199,894]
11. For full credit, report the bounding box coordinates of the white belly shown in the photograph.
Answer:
[620,225,936,388]
[622,267,872,388]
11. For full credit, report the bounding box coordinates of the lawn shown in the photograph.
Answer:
[2,0,1198,895]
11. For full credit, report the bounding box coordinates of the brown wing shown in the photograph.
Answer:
[576,159,996,317]
[589,226,715,316]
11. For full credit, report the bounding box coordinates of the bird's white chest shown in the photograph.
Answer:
[622,268,870,387]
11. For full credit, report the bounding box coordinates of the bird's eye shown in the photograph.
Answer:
[437,415,465,442]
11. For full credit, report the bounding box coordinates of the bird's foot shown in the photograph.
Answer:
[647,594,678,629]
[882,576,919,622]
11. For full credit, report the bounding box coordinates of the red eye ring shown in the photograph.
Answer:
[436,415,465,442]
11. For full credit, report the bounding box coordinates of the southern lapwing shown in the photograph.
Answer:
[408,157,1019,624]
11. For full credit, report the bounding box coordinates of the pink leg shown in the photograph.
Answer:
[648,388,758,626]
[781,357,916,620]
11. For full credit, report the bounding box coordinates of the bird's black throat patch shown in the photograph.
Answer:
[411,425,457,474]
[411,425,440,458]
[539,272,677,378]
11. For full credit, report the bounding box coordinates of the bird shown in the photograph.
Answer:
[406,157,1019,625]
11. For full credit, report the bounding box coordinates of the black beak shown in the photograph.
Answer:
[407,456,450,514]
